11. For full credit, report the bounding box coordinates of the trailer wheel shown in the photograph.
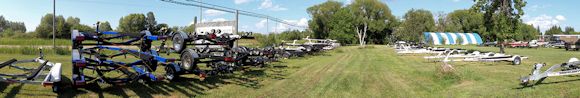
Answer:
[52,82,61,93]
[512,56,522,65]
[165,66,179,81]
[180,49,199,71]
[172,32,188,53]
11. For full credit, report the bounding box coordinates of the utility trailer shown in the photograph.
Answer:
[520,58,580,87]
[71,25,178,88]
[0,49,62,92]
[434,50,527,65]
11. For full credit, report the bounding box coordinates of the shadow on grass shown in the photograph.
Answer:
[54,64,288,97]
[515,78,580,89]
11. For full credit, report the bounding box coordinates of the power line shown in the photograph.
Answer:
[160,0,308,29]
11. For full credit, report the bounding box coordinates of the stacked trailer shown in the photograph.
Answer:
[159,21,260,80]
[0,49,62,92]
[70,24,179,87]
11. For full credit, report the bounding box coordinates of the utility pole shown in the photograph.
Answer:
[199,0,202,22]
[266,17,269,34]
[52,0,56,48]
[234,10,239,47]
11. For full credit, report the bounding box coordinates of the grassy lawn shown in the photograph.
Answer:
[0,38,71,46]
[2,45,580,97]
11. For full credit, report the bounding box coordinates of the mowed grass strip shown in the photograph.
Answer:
[3,45,580,97]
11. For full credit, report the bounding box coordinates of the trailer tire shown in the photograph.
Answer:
[181,49,199,71]
[172,32,188,53]
[512,56,522,65]
[165,66,180,81]
[52,82,61,93]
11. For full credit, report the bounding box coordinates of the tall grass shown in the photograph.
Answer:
[0,38,70,46]
[0,47,70,55]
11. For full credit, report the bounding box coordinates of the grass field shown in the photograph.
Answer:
[2,45,580,97]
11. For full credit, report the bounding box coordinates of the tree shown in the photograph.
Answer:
[146,12,157,31]
[327,7,357,44]
[564,26,575,34]
[98,21,113,31]
[0,16,5,32]
[545,25,563,36]
[514,23,538,41]
[117,13,146,33]
[472,0,526,53]
[35,14,67,39]
[183,24,195,33]
[307,1,342,39]
[349,0,397,46]
[394,9,435,42]
[66,16,95,34]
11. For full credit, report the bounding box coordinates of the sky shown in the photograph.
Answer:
[0,0,578,34]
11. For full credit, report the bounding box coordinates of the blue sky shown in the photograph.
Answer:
[0,0,578,33]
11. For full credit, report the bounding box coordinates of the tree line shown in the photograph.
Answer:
[0,11,184,39]
[307,0,577,45]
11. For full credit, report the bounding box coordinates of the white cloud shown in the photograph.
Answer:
[234,0,251,4]
[556,15,566,21]
[258,0,287,11]
[274,18,309,32]
[255,19,267,29]
[524,15,566,32]
[452,0,460,2]
[211,18,228,22]
[204,9,226,16]
[345,0,353,5]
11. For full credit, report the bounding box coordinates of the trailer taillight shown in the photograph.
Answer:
[224,57,234,62]
[74,60,87,67]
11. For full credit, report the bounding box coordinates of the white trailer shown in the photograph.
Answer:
[520,58,580,87]
[434,50,527,65]
[0,50,62,93]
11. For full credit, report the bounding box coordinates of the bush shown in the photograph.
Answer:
[20,47,38,55]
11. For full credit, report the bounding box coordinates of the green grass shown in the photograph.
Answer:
[0,38,71,46]
[2,45,580,97]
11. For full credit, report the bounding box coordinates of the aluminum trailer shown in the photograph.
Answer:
[0,49,62,92]
[520,58,580,87]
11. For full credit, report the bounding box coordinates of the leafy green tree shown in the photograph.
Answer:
[394,9,435,42]
[183,24,195,33]
[471,0,526,53]
[514,23,538,41]
[146,12,157,31]
[66,16,94,34]
[117,13,146,33]
[98,21,113,31]
[348,0,397,45]
[328,7,357,44]
[35,14,67,38]
[564,26,575,34]
[545,25,563,36]
[307,1,342,39]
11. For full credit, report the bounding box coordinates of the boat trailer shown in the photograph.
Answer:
[0,49,62,92]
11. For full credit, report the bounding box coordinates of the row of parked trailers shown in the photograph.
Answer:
[394,41,580,87]
[0,21,340,93]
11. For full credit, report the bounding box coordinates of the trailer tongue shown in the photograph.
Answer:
[520,58,580,87]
